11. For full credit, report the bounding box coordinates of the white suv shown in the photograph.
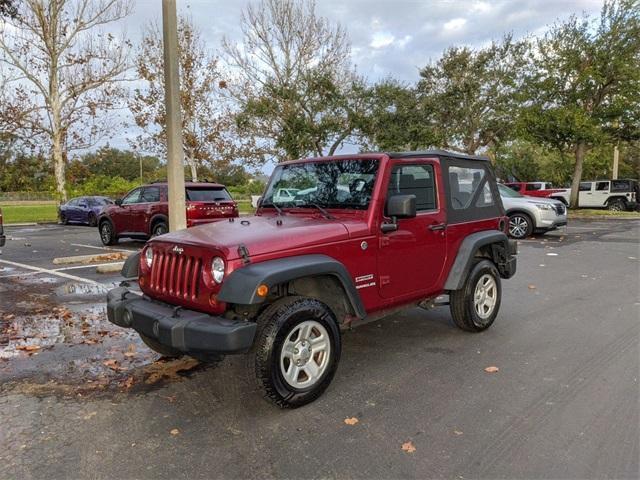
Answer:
[577,180,637,211]
[498,184,568,239]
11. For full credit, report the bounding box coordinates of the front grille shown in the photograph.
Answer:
[149,250,201,300]
[554,203,566,215]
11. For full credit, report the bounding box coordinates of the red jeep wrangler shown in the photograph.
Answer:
[98,182,238,245]
[107,151,517,407]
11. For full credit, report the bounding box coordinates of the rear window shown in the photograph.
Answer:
[611,180,633,192]
[525,183,542,191]
[186,187,232,202]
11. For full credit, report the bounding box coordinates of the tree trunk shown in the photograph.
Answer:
[569,141,587,209]
[52,129,67,202]
[186,156,198,182]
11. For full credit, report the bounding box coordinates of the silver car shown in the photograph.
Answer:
[498,184,568,239]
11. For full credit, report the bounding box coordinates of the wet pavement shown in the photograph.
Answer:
[0,220,638,479]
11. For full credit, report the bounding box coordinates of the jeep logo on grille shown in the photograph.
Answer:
[172,246,184,254]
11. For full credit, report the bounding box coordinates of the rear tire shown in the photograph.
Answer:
[99,220,118,246]
[508,212,533,239]
[607,198,626,211]
[450,259,502,332]
[140,334,183,358]
[247,296,341,408]
[151,221,168,237]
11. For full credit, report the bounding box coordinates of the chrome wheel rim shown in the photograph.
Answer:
[280,320,331,389]
[100,224,111,243]
[509,216,528,238]
[474,274,497,320]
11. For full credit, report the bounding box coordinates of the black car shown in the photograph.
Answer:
[59,196,114,227]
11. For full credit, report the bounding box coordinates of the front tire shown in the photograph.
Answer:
[151,221,168,237]
[248,296,341,408]
[99,220,118,246]
[508,212,533,239]
[450,259,502,332]
[60,213,68,225]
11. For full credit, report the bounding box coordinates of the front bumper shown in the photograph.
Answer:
[535,208,567,231]
[106,286,257,355]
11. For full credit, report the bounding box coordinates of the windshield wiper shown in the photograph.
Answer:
[299,203,335,220]
[260,202,284,216]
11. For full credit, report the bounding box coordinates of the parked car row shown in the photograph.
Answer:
[56,182,240,245]
[503,179,638,211]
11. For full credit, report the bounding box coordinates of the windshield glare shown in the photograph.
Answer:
[262,159,380,210]
[499,184,523,198]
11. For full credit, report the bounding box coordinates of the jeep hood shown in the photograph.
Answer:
[151,215,351,260]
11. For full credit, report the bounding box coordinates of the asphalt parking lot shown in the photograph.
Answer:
[1,219,638,479]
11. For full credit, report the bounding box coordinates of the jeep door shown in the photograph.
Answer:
[377,160,447,299]
[578,182,597,207]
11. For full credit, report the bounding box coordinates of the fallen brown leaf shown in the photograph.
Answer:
[401,441,416,453]
[528,284,536,290]
[484,366,499,373]
[170,428,180,436]
[344,417,359,425]
[454,430,463,435]
[16,345,40,352]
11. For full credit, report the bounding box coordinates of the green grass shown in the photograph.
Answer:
[0,204,59,224]
[237,200,255,215]
[568,208,640,218]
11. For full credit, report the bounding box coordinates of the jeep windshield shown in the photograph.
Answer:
[262,158,380,211]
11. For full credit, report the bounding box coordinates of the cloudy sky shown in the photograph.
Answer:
[125,0,604,83]
[110,0,604,169]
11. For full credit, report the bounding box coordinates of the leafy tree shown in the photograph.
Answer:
[518,0,640,207]
[223,0,370,161]
[417,35,527,155]
[0,0,132,201]
[74,147,162,183]
[0,0,16,18]
[129,16,235,181]
[359,80,440,151]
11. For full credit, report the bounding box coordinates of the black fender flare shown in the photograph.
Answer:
[217,254,366,319]
[444,230,516,291]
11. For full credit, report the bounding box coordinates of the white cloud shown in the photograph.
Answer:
[470,1,493,14]
[443,17,467,32]
[370,31,395,49]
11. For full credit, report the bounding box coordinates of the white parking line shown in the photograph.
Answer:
[70,243,132,253]
[55,262,124,272]
[0,259,101,285]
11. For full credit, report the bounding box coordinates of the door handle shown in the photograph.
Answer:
[428,223,446,231]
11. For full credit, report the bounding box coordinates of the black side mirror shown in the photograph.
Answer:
[115,199,123,206]
[382,195,416,233]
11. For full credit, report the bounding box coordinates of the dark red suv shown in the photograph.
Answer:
[98,182,238,245]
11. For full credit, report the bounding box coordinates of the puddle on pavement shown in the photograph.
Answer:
[1,275,210,398]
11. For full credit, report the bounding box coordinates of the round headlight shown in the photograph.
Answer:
[144,247,153,267]
[211,257,225,284]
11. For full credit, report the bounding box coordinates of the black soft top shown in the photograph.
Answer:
[386,149,490,162]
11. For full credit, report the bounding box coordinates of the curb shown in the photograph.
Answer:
[53,251,132,265]
[96,262,124,274]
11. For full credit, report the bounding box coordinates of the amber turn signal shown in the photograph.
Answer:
[256,284,269,297]
[139,276,145,287]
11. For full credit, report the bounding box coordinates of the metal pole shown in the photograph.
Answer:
[162,0,186,232]
[612,144,619,180]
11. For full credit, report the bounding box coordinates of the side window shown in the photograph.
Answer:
[579,182,592,192]
[611,180,630,192]
[448,166,486,210]
[596,181,609,191]
[525,183,541,191]
[122,188,142,205]
[141,187,160,203]
[67,199,78,206]
[475,182,495,207]
[509,184,521,192]
[388,164,437,211]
